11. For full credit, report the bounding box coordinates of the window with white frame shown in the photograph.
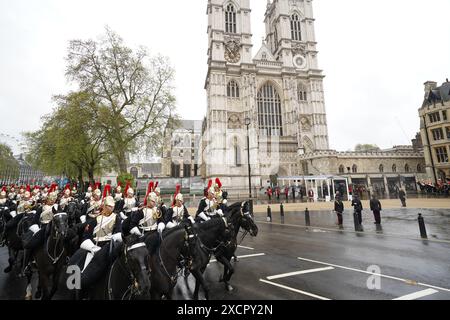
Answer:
[435,147,449,163]
[432,128,444,141]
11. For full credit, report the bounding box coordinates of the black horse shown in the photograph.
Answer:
[65,238,151,300]
[190,201,258,299]
[145,224,197,300]
[33,212,70,300]
[215,201,258,291]
[102,237,151,300]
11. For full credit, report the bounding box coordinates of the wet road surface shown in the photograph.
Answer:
[1,208,449,300]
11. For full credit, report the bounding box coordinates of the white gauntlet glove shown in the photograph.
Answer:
[120,212,128,220]
[166,222,176,229]
[29,224,40,235]
[198,212,210,222]
[157,222,166,234]
[80,239,101,254]
[112,233,123,243]
[80,215,87,224]
[130,227,142,237]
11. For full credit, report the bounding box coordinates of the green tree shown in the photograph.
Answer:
[66,27,177,174]
[355,144,381,152]
[25,91,107,189]
[0,143,19,183]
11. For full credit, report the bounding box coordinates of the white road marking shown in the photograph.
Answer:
[238,245,255,250]
[393,289,438,300]
[297,256,450,293]
[209,253,266,264]
[267,267,335,280]
[260,279,331,300]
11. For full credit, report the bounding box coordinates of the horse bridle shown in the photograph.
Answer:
[108,242,148,300]
[158,225,198,285]
[46,213,68,265]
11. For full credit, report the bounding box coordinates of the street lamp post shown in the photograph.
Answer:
[245,117,252,199]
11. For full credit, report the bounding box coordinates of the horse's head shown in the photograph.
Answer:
[53,212,69,237]
[238,201,258,237]
[125,240,151,297]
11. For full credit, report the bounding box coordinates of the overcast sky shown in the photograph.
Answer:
[1,0,449,154]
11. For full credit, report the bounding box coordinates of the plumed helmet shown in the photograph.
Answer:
[24,191,31,198]
[48,191,58,202]
[93,189,102,197]
[155,187,161,194]
[147,192,158,205]
[175,193,184,203]
[87,186,93,192]
[127,188,134,196]
[172,184,182,206]
[104,196,115,208]
[0,186,6,197]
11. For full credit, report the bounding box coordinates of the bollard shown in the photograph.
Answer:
[305,208,311,227]
[267,206,272,223]
[418,214,428,239]
[280,203,285,224]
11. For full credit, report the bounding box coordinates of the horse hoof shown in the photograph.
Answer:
[24,294,32,301]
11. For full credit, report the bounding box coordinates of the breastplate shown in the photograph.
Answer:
[40,205,54,224]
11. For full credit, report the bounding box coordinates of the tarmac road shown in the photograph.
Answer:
[1,208,449,300]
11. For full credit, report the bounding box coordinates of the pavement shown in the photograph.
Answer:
[1,206,449,300]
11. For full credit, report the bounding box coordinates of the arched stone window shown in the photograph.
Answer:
[225,4,237,34]
[339,165,345,174]
[227,80,240,98]
[392,164,397,173]
[290,13,302,41]
[379,164,384,173]
[298,82,307,102]
[405,164,410,173]
[257,83,283,136]
[352,165,358,173]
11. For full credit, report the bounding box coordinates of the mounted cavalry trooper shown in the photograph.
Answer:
[213,178,229,215]
[165,185,194,229]
[31,186,41,203]
[70,187,123,291]
[122,186,165,255]
[21,186,59,274]
[84,184,93,201]
[80,183,103,224]
[40,185,49,202]
[59,184,74,211]
[116,182,139,220]
[196,180,224,223]
[71,184,79,199]
[114,183,123,202]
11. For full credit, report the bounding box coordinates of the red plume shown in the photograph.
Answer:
[102,184,111,199]
[65,184,71,191]
[154,182,159,191]
[26,185,31,193]
[207,180,213,189]
[172,184,181,207]
[1,186,6,193]
[124,181,131,195]
[144,181,154,206]
[215,178,222,189]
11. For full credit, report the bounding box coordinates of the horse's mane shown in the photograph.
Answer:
[163,225,185,238]
[194,218,225,234]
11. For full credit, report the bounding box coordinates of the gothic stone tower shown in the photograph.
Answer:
[202,0,330,192]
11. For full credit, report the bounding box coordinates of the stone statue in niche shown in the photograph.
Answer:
[300,116,311,132]
[228,113,242,129]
